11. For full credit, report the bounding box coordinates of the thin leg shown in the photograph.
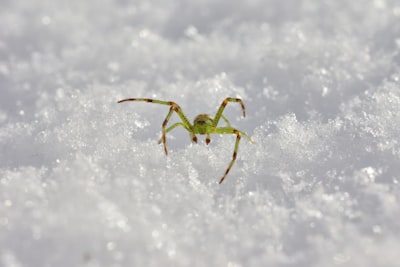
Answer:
[237,130,255,143]
[118,98,194,153]
[218,129,241,184]
[159,108,198,154]
[214,127,254,183]
[158,122,189,143]
[212,98,246,127]
[221,114,231,127]
[160,107,174,155]
[117,98,192,129]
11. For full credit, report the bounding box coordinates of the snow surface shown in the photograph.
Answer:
[1,0,400,266]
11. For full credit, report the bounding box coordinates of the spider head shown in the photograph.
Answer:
[193,114,214,134]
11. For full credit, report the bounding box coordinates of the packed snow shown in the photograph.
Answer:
[1,0,400,266]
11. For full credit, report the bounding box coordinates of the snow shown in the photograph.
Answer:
[1,0,400,266]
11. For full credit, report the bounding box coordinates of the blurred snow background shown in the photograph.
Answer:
[1,0,400,266]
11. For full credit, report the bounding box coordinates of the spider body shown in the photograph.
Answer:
[193,114,214,134]
[117,97,254,183]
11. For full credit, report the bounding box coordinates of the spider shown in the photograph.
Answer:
[117,97,254,183]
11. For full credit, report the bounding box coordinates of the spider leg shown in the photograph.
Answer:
[160,107,176,155]
[157,122,189,143]
[117,98,192,128]
[214,127,242,183]
[237,130,255,143]
[159,108,197,154]
[212,98,246,128]
[213,126,254,183]
[221,114,232,127]
[117,98,194,154]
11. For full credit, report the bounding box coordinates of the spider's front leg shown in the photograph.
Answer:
[160,106,175,155]
[159,105,195,155]
[212,97,246,127]
[214,127,254,183]
[157,122,197,147]
[216,128,242,184]
[117,98,193,155]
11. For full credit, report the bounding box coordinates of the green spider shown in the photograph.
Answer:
[117,97,254,183]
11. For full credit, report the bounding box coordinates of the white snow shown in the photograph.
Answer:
[1,1,400,266]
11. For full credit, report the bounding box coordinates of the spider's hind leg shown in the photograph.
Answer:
[221,114,232,127]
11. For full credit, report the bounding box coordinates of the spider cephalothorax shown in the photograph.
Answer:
[117,97,254,183]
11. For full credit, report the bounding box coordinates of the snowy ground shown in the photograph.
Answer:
[1,1,400,266]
